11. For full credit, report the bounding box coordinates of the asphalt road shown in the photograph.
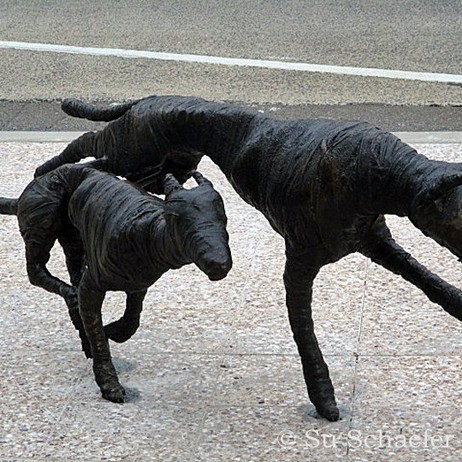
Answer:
[0,0,461,130]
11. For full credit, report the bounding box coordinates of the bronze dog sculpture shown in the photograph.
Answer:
[1,164,232,402]
[34,95,462,420]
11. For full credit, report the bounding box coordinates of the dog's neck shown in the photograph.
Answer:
[153,98,259,176]
[354,142,456,217]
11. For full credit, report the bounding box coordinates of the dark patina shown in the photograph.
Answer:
[34,95,462,420]
[1,164,232,402]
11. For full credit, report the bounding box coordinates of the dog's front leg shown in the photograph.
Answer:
[361,217,462,321]
[283,251,339,421]
[104,289,147,343]
[78,271,125,403]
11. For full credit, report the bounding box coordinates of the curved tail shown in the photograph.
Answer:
[61,98,142,122]
[0,197,18,215]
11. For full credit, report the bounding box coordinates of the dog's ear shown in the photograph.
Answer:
[163,174,183,196]
[412,171,462,211]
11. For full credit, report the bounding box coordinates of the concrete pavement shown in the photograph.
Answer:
[0,140,461,461]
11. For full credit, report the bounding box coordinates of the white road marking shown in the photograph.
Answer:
[1,40,461,84]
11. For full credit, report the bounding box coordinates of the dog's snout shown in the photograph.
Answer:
[201,254,232,281]
[209,265,231,281]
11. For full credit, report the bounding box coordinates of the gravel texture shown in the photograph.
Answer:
[0,141,461,461]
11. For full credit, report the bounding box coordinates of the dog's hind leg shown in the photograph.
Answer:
[283,250,339,421]
[58,229,85,287]
[361,216,462,321]
[58,231,92,357]
[34,131,100,177]
[25,239,73,298]
[24,245,95,356]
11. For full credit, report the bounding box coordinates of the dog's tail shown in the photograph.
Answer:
[0,197,18,215]
[61,98,142,122]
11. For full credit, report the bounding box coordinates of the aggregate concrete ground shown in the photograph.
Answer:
[0,140,461,461]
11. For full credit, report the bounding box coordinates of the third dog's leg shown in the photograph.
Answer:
[284,253,339,421]
[361,218,462,321]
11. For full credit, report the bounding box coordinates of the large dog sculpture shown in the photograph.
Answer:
[35,95,462,420]
[1,164,232,401]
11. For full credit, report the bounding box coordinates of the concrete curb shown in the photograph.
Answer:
[393,132,462,144]
[0,131,461,144]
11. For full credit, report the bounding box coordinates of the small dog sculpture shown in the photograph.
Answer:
[34,95,462,420]
[1,164,232,402]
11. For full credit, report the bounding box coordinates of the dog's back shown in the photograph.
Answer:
[68,171,164,285]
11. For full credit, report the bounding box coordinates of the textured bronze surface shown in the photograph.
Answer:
[1,165,231,401]
[33,95,462,420]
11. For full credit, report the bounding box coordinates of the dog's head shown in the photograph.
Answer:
[163,171,232,281]
[409,171,462,259]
